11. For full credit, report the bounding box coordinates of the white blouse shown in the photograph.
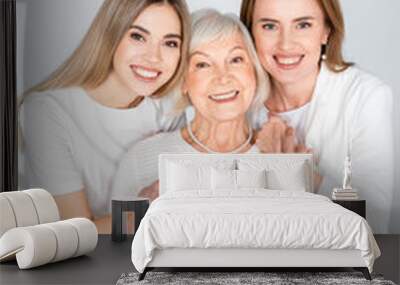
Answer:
[253,63,395,233]
[256,103,311,145]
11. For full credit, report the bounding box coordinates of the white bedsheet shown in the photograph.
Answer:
[131,190,380,273]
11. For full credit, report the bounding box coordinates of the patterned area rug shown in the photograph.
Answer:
[116,271,396,285]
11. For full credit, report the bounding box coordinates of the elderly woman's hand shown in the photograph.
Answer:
[138,180,159,202]
[256,116,323,191]
[256,116,309,153]
[255,116,287,153]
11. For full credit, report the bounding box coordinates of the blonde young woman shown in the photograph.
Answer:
[112,9,269,201]
[240,0,394,233]
[20,0,190,233]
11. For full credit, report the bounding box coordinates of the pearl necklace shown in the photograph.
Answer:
[186,121,253,154]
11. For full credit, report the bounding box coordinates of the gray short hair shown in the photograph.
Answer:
[175,9,270,114]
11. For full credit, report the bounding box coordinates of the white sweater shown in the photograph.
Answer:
[20,87,184,217]
[254,63,394,233]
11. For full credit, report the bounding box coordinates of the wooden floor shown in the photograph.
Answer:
[373,235,400,283]
[0,235,398,284]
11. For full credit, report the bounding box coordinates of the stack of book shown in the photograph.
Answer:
[332,188,359,200]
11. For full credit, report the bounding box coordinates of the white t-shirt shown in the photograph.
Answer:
[254,103,310,145]
[111,130,260,201]
[20,87,185,217]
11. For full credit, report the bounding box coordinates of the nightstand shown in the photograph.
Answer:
[112,197,149,242]
[332,199,366,218]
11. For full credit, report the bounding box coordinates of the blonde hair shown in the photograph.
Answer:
[240,0,352,72]
[23,0,190,101]
[176,9,269,113]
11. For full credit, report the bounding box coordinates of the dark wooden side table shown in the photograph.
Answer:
[332,200,366,218]
[112,197,149,242]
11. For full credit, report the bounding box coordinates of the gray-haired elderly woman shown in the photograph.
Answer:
[111,9,269,201]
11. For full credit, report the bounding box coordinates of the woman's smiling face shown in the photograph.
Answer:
[184,31,257,123]
[112,3,182,96]
[251,0,330,85]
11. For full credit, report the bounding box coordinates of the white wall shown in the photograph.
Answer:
[17,0,400,232]
[17,0,101,93]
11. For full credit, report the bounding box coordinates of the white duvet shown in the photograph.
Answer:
[131,190,380,273]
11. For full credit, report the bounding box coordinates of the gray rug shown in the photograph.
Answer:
[116,272,396,285]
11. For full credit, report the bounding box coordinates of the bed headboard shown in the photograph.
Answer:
[158,153,314,194]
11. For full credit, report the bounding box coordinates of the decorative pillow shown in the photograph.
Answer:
[236,169,267,189]
[166,161,211,192]
[211,168,236,190]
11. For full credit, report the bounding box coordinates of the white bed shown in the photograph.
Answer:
[131,154,380,281]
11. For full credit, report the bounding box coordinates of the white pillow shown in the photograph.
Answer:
[238,159,308,191]
[211,168,236,190]
[166,161,211,192]
[236,169,267,189]
[266,164,307,191]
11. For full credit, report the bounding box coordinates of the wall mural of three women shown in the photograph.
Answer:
[19,0,397,234]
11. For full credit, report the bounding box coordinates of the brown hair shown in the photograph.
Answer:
[240,0,352,72]
[23,0,190,100]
